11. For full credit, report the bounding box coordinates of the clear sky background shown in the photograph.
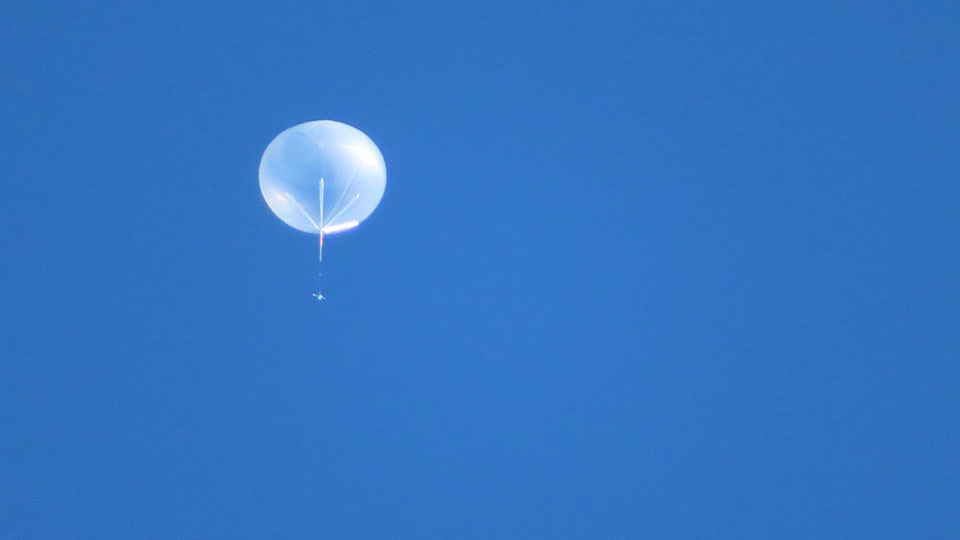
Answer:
[1,1,958,538]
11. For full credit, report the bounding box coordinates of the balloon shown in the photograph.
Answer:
[259,120,386,234]
[259,120,386,300]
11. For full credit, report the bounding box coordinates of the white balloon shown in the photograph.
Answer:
[259,120,386,234]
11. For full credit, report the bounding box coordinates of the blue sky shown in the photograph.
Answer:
[1,1,958,538]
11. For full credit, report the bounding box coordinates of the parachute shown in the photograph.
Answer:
[259,120,387,299]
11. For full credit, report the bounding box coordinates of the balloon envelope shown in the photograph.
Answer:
[259,120,386,234]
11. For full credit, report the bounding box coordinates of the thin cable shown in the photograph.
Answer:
[324,165,361,227]
[323,193,361,230]
[316,178,325,300]
[285,192,320,231]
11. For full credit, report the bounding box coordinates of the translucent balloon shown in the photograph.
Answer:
[259,120,386,234]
